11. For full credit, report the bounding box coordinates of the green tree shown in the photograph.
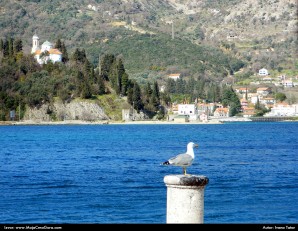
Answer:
[222,86,241,116]
[13,39,23,53]
[121,72,129,96]
[151,81,160,110]
[72,48,87,63]
[81,82,92,99]
[8,37,14,57]
[132,81,143,112]
[144,82,153,104]
[0,39,3,52]
[2,40,9,57]
[61,42,69,63]
[97,75,106,95]
[275,92,287,102]
[194,26,205,41]
[55,39,62,50]
[100,53,116,81]
[116,58,125,95]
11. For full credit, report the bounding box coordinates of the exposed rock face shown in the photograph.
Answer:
[23,100,109,122]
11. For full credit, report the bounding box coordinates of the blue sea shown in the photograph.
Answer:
[0,122,297,224]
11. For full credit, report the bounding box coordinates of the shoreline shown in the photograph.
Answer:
[0,119,223,126]
[1,118,296,126]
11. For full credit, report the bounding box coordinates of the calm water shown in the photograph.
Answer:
[0,122,297,224]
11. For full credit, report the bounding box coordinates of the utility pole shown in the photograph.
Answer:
[172,21,174,40]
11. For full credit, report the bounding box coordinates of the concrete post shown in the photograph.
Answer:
[164,175,209,224]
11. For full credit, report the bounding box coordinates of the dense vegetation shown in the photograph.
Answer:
[0,36,243,121]
[94,32,245,82]
[0,0,296,84]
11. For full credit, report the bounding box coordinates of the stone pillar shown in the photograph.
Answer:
[164,175,209,224]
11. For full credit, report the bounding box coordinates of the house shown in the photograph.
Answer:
[213,108,229,117]
[258,68,269,76]
[197,102,216,116]
[240,99,248,110]
[178,104,198,120]
[257,87,271,96]
[262,77,272,83]
[31,34,62,65]
[235,87,249,94]
[168,73,181,81]
[264,103,298,117]
[247,93,260,104]
[260,97,276,108]
[242,107,255,117]
[282,79,293,88]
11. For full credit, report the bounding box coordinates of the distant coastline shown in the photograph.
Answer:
[0,119,223,126]
[1,118,297,126]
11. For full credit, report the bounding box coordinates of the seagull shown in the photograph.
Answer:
[161,142,199,175]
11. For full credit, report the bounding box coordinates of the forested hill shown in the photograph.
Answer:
[0,0,296,82]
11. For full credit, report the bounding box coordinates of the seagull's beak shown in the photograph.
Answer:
[194,143,199,148]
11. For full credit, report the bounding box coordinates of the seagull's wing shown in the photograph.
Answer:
[168,153,193,166]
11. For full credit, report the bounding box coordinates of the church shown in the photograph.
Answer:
[31,34,62,64]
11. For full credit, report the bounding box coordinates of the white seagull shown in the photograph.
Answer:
[161,142,199,175]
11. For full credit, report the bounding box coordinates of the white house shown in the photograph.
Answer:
[257,87,271,96]
[260,97,276,108]
[213,107,229,117]
[178,104,198,120]
[31,34,62,65]
[282,79,294,88]
[258,68,269,76]
[247,93,260,104]
[264,103,298,117]
[168,73,181,81]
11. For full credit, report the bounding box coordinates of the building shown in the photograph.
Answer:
[178,104,198,120]
[31,34,62,65]
[242,107,255,117]
[257,87,271,96]
[282,79,294,88]
[260,97,276,108]
[258,68,269,76]
[168,73,181,81]
[213,108,229,117]
[235,87,249,95]
[240,98,249,111]
[264,103,298,117]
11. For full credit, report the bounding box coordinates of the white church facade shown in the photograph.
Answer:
[31,34,62,64]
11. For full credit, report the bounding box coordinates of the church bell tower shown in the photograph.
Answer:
[31,34,40,54]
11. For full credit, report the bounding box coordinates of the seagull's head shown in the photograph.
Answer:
[188,142,199,149]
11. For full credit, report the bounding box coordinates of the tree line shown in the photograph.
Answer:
[0,36,243,121]
[0,37,165,120]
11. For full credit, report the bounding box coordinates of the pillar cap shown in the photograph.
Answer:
[164,175,209,187]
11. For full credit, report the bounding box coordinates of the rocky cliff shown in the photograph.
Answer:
[23,100,110,122]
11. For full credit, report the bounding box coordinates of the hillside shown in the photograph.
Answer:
[0,0,297,82]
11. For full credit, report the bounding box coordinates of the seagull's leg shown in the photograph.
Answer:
[183,167,186,175]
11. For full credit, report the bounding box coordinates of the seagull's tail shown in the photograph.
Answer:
[161,161,170,165]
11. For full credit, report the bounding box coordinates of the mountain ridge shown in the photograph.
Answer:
[0,0,297,81]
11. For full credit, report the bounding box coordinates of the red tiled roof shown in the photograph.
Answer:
[34,49,62,55]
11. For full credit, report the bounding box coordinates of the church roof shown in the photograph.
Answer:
[42,40,53,46]
[32,34,39,39]
[34,48,62,55]
[49,48,62,55]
